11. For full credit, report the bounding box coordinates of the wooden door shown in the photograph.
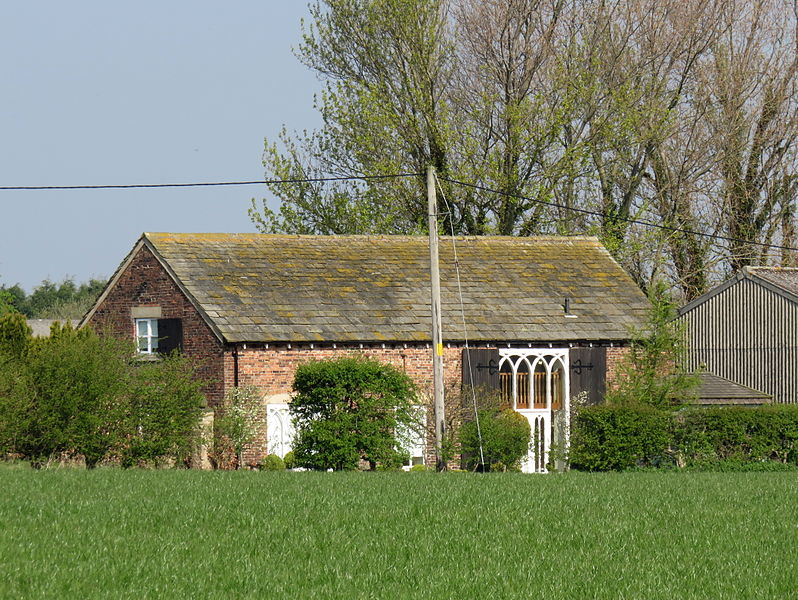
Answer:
[569,347,606,405]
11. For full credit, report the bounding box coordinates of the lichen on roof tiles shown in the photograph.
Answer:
[143,233,649,344]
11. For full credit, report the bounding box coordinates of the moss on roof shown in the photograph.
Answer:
[143,233,649,344]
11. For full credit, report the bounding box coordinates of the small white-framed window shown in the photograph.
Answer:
[136,318,159,354]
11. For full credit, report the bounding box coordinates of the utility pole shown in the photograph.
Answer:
[427,165,446,471]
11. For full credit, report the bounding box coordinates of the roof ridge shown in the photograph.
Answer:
[744,265,798,271]
[144,232,601,242]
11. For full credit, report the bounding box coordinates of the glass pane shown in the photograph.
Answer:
[150,320,158,337]
[138,336,148,352]
[137,320,148,336]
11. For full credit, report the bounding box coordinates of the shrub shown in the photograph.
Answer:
[20,323,132,468]
[570,404,798,471]
[0,320,206,468]
[122,353,206,467]
[569,404,672,471]
[409,463,430,472]
[283,450,296,470]
[290,356,418,471]
[259,454,286,471]
[460,408,531,472]
[675,406,798,466]
[214,386,262,469]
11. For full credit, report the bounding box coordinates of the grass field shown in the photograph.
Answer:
[1,468,797,599]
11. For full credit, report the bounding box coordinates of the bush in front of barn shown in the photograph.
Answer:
[569,403,798,471]
[674,406,798,467]
[569,404,673,471]
[460,407,531,472]
[259,454,286,471]
[289,356,419,471]
[0,313,206,468]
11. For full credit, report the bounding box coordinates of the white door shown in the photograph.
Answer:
[266,403,295,459]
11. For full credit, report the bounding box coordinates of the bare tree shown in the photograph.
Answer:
[702,0,798,270]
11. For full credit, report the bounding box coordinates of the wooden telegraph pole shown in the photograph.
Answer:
[427,166,446,471]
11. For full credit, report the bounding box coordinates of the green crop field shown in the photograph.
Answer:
[1,468,797,599]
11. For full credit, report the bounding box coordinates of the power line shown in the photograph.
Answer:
[4,168,796,255]
[0,172,422,191]
[439,176,798,255]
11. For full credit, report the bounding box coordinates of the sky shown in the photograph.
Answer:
[0,2,321,292]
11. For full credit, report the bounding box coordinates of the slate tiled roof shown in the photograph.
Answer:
[695,372,771,406]
[141,233,649,344]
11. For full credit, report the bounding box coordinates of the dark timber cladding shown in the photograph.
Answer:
[678,267,798,404]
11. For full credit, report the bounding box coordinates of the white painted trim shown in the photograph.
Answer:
[135,318,159,354]
[498,348,570,473]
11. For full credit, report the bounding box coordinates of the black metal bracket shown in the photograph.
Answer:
[475,359,499,376]
[571,359,593,375]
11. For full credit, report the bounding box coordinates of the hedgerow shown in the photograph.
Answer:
[570,404,798,471]
[0,315,206,468]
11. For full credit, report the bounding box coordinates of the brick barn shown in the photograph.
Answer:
[82,233,649,471]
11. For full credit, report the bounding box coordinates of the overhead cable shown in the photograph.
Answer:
[439,176,798,255]
[0,172,421,191]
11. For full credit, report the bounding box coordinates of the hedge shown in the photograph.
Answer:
[675,406,798,466]
[569,405,672,471]
[570,404,798,471]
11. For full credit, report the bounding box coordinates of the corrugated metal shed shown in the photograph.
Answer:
[679,267,798,404]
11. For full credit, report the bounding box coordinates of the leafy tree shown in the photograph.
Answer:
[0,290,17,317]
[27,278,106,319]
[0,285,25,316]
[0,277,106,319]
[605,282,698,409]
[0,312,32,359]
[257,0,798,300]
[290,356,419,471]
[253,0,460,235]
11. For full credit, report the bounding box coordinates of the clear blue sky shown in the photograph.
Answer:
[0,2,321,292]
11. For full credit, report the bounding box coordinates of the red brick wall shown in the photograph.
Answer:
[230,344,464,466]
[234,344,631,466]
[605,346,630,390]
[87,244,226,405]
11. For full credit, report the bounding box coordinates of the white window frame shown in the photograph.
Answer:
[498,348,570,473]
[135,318,159,354]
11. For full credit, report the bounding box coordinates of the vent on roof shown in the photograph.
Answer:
[564,297,578,318]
